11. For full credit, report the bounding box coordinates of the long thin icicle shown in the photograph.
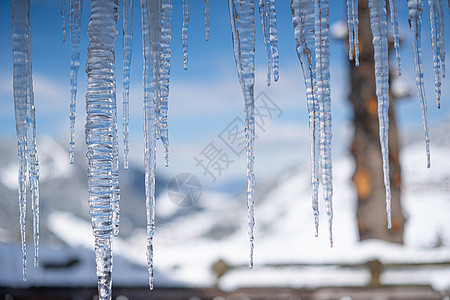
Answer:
[141,0,159,290]
[182,0,189,70]
[352,0,359,66]
[258,0,272,86]
[368,0,391,229]
[347,0,354,61]
[408,0,431,168]
[61,0,67,42]
[315,0,333,246]
[436,0,445,78]
[268,0,279,82]
[291,0,320,237]
[388,0,402,74]
[159,0,172,167]
[122,0,134,170]
[69,0,83,164]
[13,0,40,279]
[428,0,442,108]
[85,0,119,298]
[205,0,210,41]
[229,0,256,269]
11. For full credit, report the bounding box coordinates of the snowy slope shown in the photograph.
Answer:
[1,132,450,291]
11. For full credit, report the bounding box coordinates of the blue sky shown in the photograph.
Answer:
[0,1,449,189]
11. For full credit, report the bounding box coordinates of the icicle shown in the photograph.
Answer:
[352,0,359,66]
[141,0,160,290]
[112,69,120,237]
[182,0,189,70]
[61,0,67,42]
[314,0,333,246]
[122,0,134,170]
[12,0,30,279]
[437,0,445,78]
[291,0,320,237]
[268,0,279,82]
[258,0,272,86]
[388,0,402,74]
[159,0,172,167]
[205,0,210,41]
[229,0,256,269]
[408,0,431,167]
[428,0,442,108]
[85,0,119,298]
[347,0,354,61]
[69,0,83,164]
[368,0,391,229]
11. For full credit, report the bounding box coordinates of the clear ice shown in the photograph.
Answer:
[229,0,256,268]
[61,0,66,42]
[122,0,134,170]
[314,0,333,246]
[428,0,443,108]
[69,0,83,164]
[408,0,431,168]
[290,0,320,237]
[205,0,210,41]
[389,0,402,74]
[12,0,40,279]
[368,0,392,229]
[182,0,189,70]
[85,0,119,298]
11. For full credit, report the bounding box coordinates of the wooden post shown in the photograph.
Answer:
[348,0,405,243]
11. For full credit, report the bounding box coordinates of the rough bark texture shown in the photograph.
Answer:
[349,0,405,243]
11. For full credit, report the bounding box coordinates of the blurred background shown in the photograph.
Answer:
[0,0,450,299]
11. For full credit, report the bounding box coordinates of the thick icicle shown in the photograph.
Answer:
[314,0,333,246]
[69,0,83,164]
[428,0,442,108]
[368,0,392,229]
[258,0,272,86]
[61,0,66,42]
[13,0,38,279]
[352,0,359,66]
[268,0,279,81]
[112,70,120,237]
[85,0,119,298]
[141,0,159,290]
[291,0,320,237]
[122,0,134,170]
[205,0,209,41]
[182,0,189,70]
[408,0,431,168]
[228,0,256,268]
[159,0,172,166]
[388,0,402,74]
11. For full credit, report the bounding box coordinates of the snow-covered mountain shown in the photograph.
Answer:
[1,130,450,291]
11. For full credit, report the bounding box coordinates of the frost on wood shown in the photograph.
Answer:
[85,0,119,298]
[368,0,392,229]
[69,0,82,164]
[12,0,40,279]
[228,0,256,268]
[122,0,133,170]
[314,0,333,246]
[408,0,431,168]
[291,0,320,237]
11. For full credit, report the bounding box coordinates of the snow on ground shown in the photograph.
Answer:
[1,138,450,291]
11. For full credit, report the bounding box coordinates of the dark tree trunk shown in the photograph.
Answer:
[348,0,405,243]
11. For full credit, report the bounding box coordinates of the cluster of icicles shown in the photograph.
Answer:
[11,0,444,298]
